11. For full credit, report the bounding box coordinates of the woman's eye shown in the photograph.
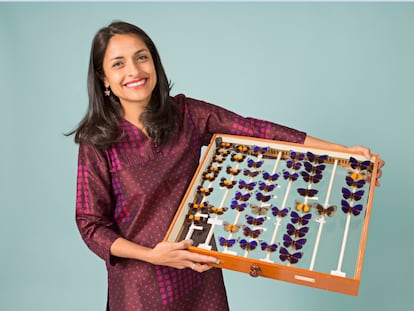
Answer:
[137,55,148,61]
[112,61,123,68]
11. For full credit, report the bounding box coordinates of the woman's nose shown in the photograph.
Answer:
[127,61,139,76]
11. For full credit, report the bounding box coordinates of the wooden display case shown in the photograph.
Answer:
[164,134,380,295]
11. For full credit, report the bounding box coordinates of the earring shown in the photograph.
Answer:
[104,86,111,97]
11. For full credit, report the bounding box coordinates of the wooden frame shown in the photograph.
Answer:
[165,134,380,295]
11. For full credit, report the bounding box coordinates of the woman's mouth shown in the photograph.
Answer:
[125,79,146,88]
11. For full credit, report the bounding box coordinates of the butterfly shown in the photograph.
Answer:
[189,202,209,213]
[231,153,245,162]
[297,188,319,198]
[256,192,272,202]
[283,234,307,250]
[238,180,257,191]
[230,200,247,212]
[251,204,270,215]
[289,151,305,161]
[245,215,267,226]
[306,152,328,164]
[349,172,364,180]
[253,146,269,154]
[223,221,241,233]
[295,201,311,213]
[283,171,299,181]
[341,200,363,216]
[226,166,241,176]
[220,142,232,148]
[349,157,371,171]
[216,148,230,156]
[262,171,279,181]
[247,159,264,169]
[286,160,302,170]
[243,168,260,178]
[208,206,228,215]
[279,247,303,264]
[342,188,364,201]
[186,213,207,225]
[203,171,217,181]
[301,171,323,184]
[286,223,309,238]
[239,239,258,251]
[313,203,337,217]
[261,241,278,252]
[345,176,366,188]
[212,156,225,163]
[197,186,213,196]
[242,225,264,238]
[303,162,326,174]
[271,206,289,218]
[219,237,236,247]
[236,145,250,153]
[208,165,222,173]
[235,191,251,202]
[290,211,312,225]
[220,178,236,189]
[258,182,277,192]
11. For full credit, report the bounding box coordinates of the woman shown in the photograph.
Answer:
[71,21,383,311]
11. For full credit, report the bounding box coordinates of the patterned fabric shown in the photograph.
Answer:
[75,94,306,310]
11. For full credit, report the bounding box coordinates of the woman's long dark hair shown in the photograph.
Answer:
[69,21,178,149]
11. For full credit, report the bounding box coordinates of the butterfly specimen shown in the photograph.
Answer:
[223,221,241,233]
[345,176,366,188]
[286,223,309,238]
[295,201,311,213]
[313,203,337,217]
[260,241,278,252]
[349,172,364,181]
[219,237,236,247]
[238,180,257,191]
[271,206,289,218]
[231,153,245,162]
[243,168,260,178]
[219,142,232,148]
[301,171,323,184]
[226,166,241,176]
[250,204,270,215]
[239,239,258,251]
[262,171,279,181]
[212,156,225,163]
[216,148,230,156]
[297,188,319,198]
[283,171,299,181]
[189,202,209,213]
[235,191,251,202]
[342,188,364,201]
[283,234,307,250]
[303,162,326,174]
[289,151,305,161]
[349,157,371,171]
[220,177,236,189]
[185,213,207,225]
[208,165,222,173]
[279,247,303,264]
[197,186,213,196]
[242,225,264,238]
[230,200,247,212]
[208,205,228,215]
[247,159,264,169]
[341,200,363,216]
[256,192,272,202]
[258,182,277,192]
[286,159,302,170]
[202,171,217,181]
[245,215,267,226]
[290,211,312,225]
[253,146,269,154]
[236,145,250,153]
[306,152,328,164]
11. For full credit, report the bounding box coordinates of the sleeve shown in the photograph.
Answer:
[75,143,121,265]
[177,94,307,146]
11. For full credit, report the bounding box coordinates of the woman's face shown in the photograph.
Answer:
[102,34,157,111]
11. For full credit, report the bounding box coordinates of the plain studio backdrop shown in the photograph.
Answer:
[0,1,412,311]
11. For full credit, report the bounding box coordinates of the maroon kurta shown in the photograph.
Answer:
[75,94,306,311]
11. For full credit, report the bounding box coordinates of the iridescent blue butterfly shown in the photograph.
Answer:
[239,239,258,251]
[230,200,247,211]
[286,223,309,238]
[286,159,302,170]
[342,188,364,201]
[256,192,272,202]
[297,188,319,198]
[235,191,251,202]
[279,247,303,264]
[345,176,366,188]
[283,234,307,250]
[253,146,269,154]
[306,152,328,164]
[341,200,363,216]
[238,180,257,191]
[289,151,305,161]
[219,237,236,247]
[245,215,267,226]
[262,171,279,181]
[271,206,289,218]
[290,211,312,225]
[283,171,299,181]
[258,182,276,192]
[243,168,260,178]
[303,162,326,174]
[261,241,278,252]
[301,171,323,184]
[247,159,264,169]
[349,157,371,171]
[242,225,264,238]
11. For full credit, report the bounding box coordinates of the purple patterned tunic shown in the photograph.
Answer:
[75,94,306,311]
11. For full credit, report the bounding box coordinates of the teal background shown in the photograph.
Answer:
[0,2,412,310]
